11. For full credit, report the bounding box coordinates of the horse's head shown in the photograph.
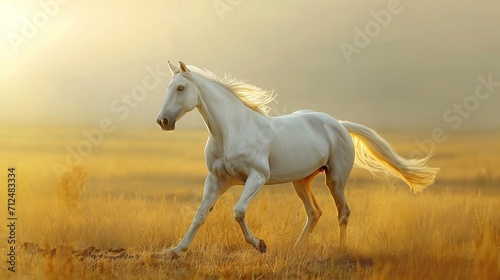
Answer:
[156,61,199,131]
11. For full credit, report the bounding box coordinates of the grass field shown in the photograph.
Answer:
[0,126,499,279]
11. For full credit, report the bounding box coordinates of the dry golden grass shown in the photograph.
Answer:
[0,126,499,279]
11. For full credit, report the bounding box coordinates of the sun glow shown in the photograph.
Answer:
[2,3,24,39]
[1,2,24,74]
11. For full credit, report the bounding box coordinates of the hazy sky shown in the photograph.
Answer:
[1,0,499,130]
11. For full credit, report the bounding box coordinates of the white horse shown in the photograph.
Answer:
[157,61,439,256]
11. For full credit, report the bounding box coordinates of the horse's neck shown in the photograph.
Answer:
[196,79,260,146]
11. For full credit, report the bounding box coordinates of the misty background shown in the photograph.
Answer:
[1,0,499,131]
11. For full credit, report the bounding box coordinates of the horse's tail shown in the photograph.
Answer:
[340,121,439,193]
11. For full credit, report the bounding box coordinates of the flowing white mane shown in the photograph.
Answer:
[187,65,276,115]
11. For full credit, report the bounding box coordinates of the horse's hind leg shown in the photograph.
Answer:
[325,158,353,247]
[292,175,322,245]
[327,180,349,247]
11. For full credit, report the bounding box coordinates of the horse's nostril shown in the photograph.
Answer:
[157,118,169,128]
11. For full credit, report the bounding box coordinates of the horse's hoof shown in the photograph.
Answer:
[255,238,267,253]
[150,250,178,260]
[168,250,180,260]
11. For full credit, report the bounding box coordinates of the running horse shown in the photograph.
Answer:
[156,61,439,256]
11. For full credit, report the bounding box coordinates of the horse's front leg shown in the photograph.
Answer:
[233,172,267,253]
[170,173,226,256]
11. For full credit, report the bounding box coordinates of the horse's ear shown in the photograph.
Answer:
[168,60,180,75]
[179,61,190,73]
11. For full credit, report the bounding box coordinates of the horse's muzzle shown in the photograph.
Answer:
[157,118,175,131]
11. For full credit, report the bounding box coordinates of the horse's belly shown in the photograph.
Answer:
[267,140,329,184]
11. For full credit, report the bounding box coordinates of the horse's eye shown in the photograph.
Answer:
[177,85,184,91]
